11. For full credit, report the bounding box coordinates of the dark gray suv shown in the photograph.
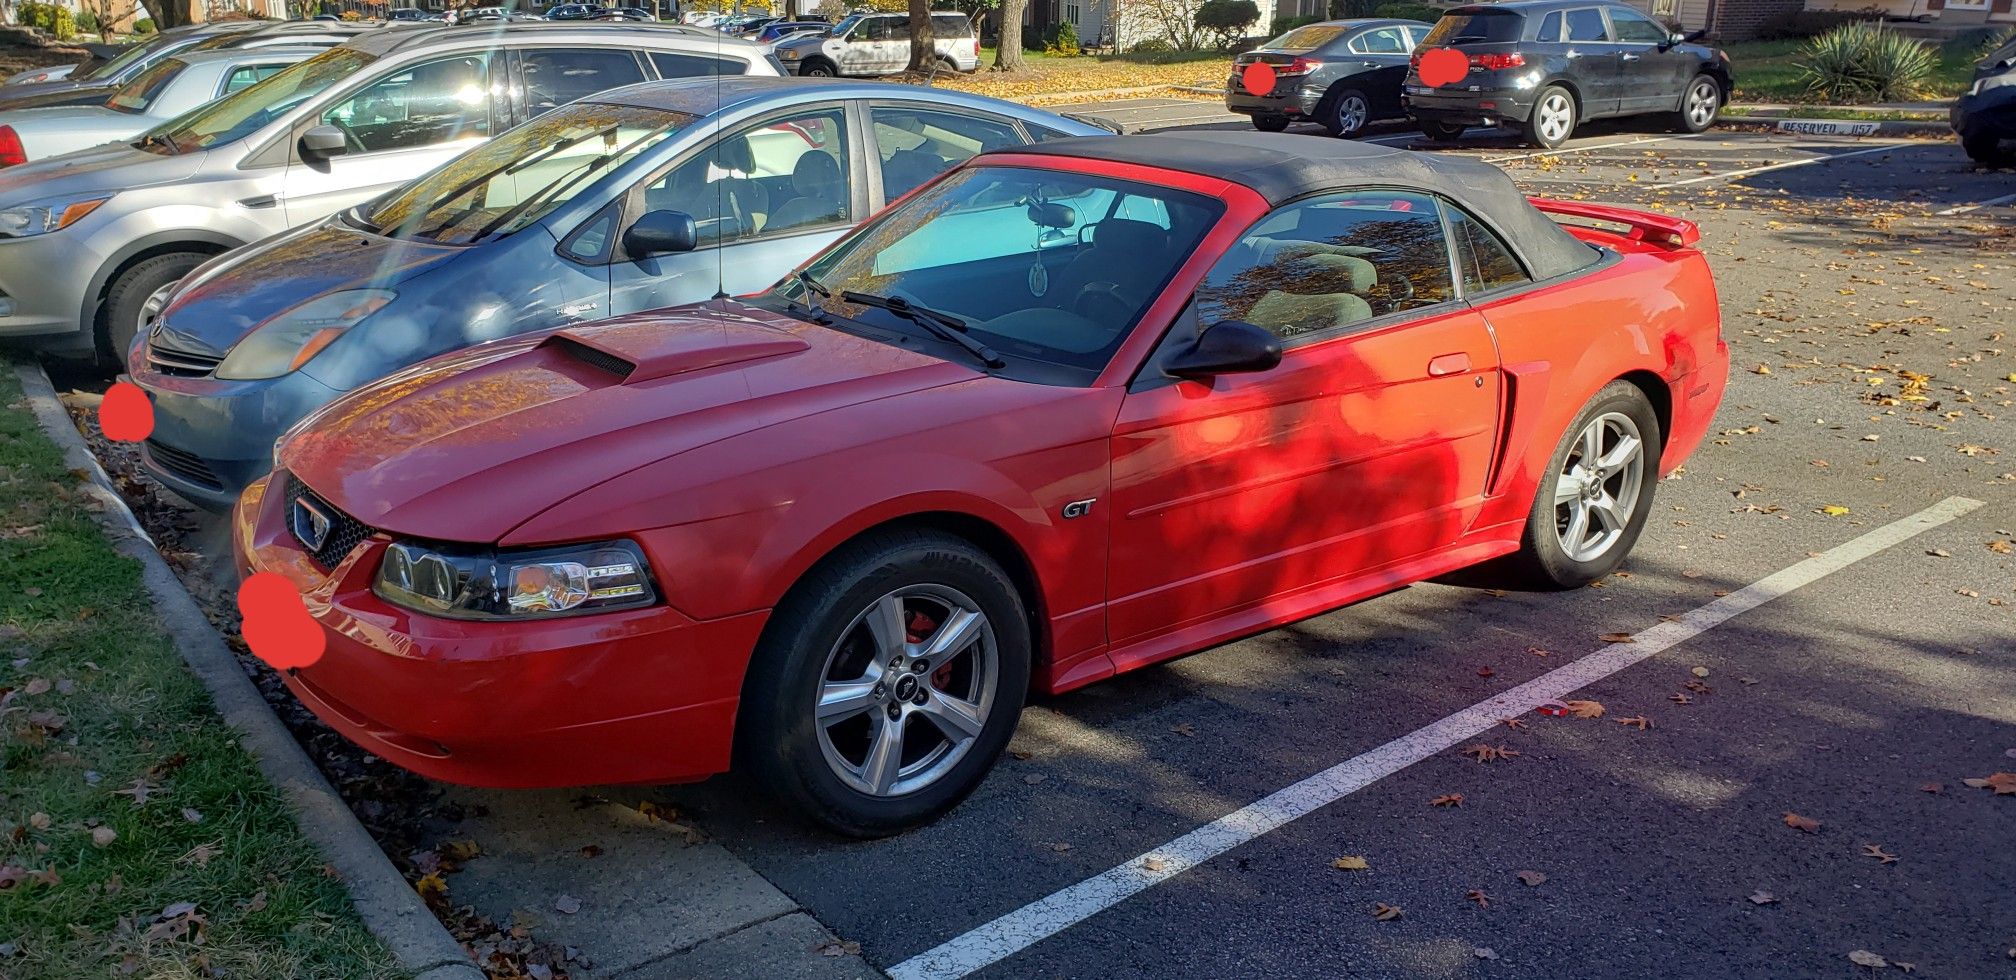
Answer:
[1225,18,1432,138]
[1402,0,1731,148]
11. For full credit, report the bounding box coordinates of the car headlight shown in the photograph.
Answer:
[0,194,111,239]
[374,539,657,619]
[781,47,800,59]
[216,289,394,381]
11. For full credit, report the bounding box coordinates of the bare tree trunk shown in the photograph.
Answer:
[905,0,936,72]
[994,0,1024,69]
[141,0,202,28]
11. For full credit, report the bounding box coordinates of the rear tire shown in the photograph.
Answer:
[1524,84,1577,148]
[1322,88,1371,138]
[738,529,1031,837]
[1670,73,1720,133]
[1502,381,1662,589]
[800,58,837,77]
[1961,129,2007,165]
[99,252,206,370]
[1253,114,1290,132]
[1418,119,1466,142]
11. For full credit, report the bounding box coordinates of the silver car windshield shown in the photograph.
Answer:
[77,34,173,82]
[367,102,694,245]
[105,57,183,115]
[149,48,374,154]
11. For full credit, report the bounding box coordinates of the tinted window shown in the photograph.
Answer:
[1537,11,1563,41]
[521,49,647,117]
[224,63,290,95]
[644,107,851,247]
[1268,24,1347,50]
[1565,8,1610,41]
[1423,11,1523,44]
[105,57,182,114]
[872,106,1022,199]
[1609,7,1669,43]
[650,51,747,77]
[322,54,494,154]
[933,13,973,36]
[1350,27,1409,54]
[1198,191,1456,340]
[1405,25,1430,47]
[1448,209,1529,293]
[156,48,375,153]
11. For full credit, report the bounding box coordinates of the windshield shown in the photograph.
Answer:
[832,13,864,35]
[773,165,1221,377]
[1267,24,1346,50]
[368,102,692,244]
[76,34,171,82]
[1424,10,1524,45]
[105,57,183,115]
[149,47,373,154]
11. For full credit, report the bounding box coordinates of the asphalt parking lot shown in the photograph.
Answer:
[109,116,2015,978]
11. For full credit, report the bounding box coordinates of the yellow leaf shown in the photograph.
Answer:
[1331,855,1370,871]
[1820,505,1850,516]
[1563,699,1606,719]
[414,872,448,904]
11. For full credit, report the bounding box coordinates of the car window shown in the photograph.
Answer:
[932,13,973,36]
[1404,25,1429,48]
[784,165,1221,377]
[1536,11,1563,41]
[642,106,850,248]
[1447,208,1529,293]
[1349,27,1409,54]
[223,63,290,95]
[1423,10,1523,44]
[156,48,376,154]
[862,18,895,40]
[1609,7,1669,43]
[1198,191,1457,340]
[1267,24,1347,50]
[650,51,749,78]
[872,106,1022,200]
[521,48,647,117]
[79,34,170,82]
[1565,8,1610,42]
[105,57,182,114]
[321,54,493,154]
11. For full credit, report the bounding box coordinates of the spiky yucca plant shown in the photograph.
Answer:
[1795,21,1938,103]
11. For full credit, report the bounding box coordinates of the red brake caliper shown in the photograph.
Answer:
[904,610,957,689]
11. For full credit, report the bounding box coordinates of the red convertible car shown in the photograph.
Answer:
[234,133,1727,835]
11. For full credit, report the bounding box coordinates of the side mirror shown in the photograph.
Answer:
[1165,320,1282,379]
[623,209,698,258]
[298,125,348,162]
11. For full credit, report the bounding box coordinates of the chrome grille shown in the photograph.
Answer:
[285,475,375,569]
[146,339,224,377]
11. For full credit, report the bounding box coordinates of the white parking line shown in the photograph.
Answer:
[1651,142,1909,188]
[1936,191,2016,216]
[888,496,1985,980]
[1483,133,1693,163]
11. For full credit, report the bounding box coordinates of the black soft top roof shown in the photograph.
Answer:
[1008,131,1595,281]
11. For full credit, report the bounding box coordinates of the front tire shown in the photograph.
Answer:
[1961,129,2007,165]
[1252,113,1290,132]
[799,58,837,77]
[1671,74,1720,133]
[1323,88,1371,139]
[99,252,206,369]
[1524,84,1577,148]
[1505,381,1662,588]
[1418,119,1466,142]
[739,529,1031,837]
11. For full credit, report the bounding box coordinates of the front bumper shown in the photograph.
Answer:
[1404,85,1537,126]
[129,351,346,511]
[233,474,765,788]
[0,227,103,349]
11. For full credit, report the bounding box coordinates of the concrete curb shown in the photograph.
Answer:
[1724,116,1953,137]
[13,361,482,980]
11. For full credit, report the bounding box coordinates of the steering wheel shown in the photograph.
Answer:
[1073,282,1131,326]
[326,118,367,154]
[1385,274,1415,313]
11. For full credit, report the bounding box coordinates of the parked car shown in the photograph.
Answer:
[1401,0,1730,148]
[0,21,373,114]
[234,132,1728,835]
[773,11,979,76]
[1952,34,2015,164]
[0,23,779,367]
[130,78,1106,509]
[0,48,320,167]
[0,23,263,110]
[592,6,656,21]
[1225,18,1433,137]
[387,8,431,21]
[752,20,832,45]
[542,3,598,18]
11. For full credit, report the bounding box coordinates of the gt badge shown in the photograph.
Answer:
[1062,498,1096,520]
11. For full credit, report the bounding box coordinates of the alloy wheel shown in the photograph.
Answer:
[1686,79,1718,128]
[1537,91,1574,144]
[815,585,998,797]
[1335,94,1368,136]
[1552,411,1646,563]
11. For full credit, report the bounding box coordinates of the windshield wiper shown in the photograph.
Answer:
[134,131,179,156]
[841,290,1004,369]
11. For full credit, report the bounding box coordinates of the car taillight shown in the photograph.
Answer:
[0,127,23,168]
[1471,52,1525,70]
[1277,56,1318,76]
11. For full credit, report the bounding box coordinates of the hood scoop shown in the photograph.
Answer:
[543,312,810,385]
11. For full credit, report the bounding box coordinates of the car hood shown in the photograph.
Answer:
[0,81,113,111]
[0,140,201,203]
[281,301,968,542]
[154,224,468,358]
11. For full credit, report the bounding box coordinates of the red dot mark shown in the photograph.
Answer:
[1241,62,1277,97]
[238,572,325,670]
[98,381,154,443]
[1418,48,1469,88]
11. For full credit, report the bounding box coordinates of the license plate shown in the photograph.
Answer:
[1406,85,1434,95]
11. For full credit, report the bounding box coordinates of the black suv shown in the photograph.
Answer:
[1225,18,1434,138]
[1402,0,1730,148]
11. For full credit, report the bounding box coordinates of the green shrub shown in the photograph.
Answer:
[75,9,99,33]
[1044,20,1079,56]
[1131,37,1174,53]
[1196,0,1259,47]
[1371,2,1442,24]
[1966,25,2015,60]
[1796,21,1936,103]
[17,1,77,40]
[134,16,157,33]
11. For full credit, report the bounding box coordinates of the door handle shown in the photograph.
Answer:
[1621,52,1641,61]
[1564,49,1582,58]
[1428,353,1472,376]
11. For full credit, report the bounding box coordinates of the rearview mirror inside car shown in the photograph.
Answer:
[298,125,348,162]
[624,209,699,258]
[1027,201,1078,229]
[1166,320,1283,379]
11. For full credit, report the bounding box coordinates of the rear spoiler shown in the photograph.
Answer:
[1528,198,1701,249]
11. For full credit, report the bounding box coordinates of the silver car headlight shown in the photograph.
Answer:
[216,289,394,381]
[0,194,112,239]
[780,47,801,59]
[374,539,657,619]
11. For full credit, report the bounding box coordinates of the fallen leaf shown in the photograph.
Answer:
[1784,812,1821,833]
[1474,947,1499,960]
[1501,717,1528,730]
[27,813,49,830]
[1562,699,1606,719]
[22,678,49,696]
[815,939,863,957]
[89,826,116,848]
[1330,855,1369,871]
[1372,902,1402,921]
[1919,783,1942,794]
[1466,889,1491,908]
[1896,963,1916,973]
[578,844,603,859]
[1430,793,1464,807]
[113,778,160,808]
[1670,693,1694,704]
[1476,666,1495,678]
[1691,666,1711,678]
[1048,842,1072,853]
[1749,889,1778,905]
[1461,743,1520,763]
[440,840,481,863]
[1989,540,2013,554]
[554,894,582,915]
[1820,505,1852,516]
[1961,772,2016,795]
[1023,774,1046,785]
[239,889,267,913]
[1848,950,1887,969]
[1861,843,1898,864]
[1516,870,1547,886]
[180,808,202,824]
[176,842,219,867]
[1599,632,1636,643]
[1141,856,1168,872]
[1753,363,1772,375]
[1169,722,1196,737]
[1616,715,1653,731]
[413,872,448,905]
